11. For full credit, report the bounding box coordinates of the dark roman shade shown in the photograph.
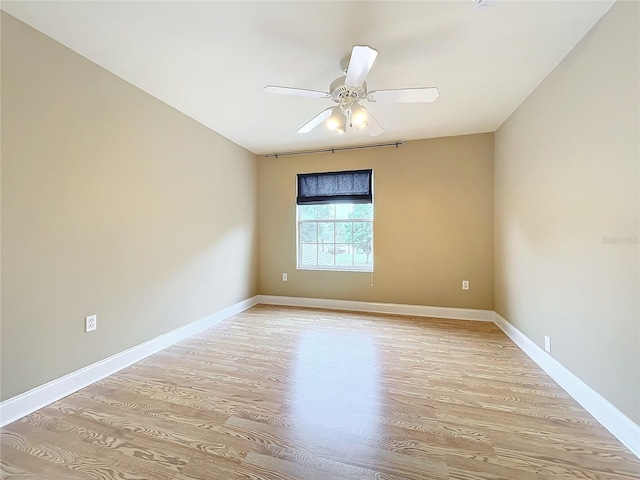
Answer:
[297,169,373,205]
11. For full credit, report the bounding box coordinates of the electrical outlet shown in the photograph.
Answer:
[544,336,551,354]
[282,273,288,281]
[85,314,97,332]
[462,280,469,290]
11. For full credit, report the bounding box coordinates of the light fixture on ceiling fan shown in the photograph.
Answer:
[264,45,439,136]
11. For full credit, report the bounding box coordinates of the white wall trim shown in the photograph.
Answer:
[0,296,259,427]
[2,294,637,461]
[256,295,495,322]
[493,312,640,458]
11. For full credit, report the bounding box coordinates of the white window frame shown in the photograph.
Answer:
[296,204,374,272]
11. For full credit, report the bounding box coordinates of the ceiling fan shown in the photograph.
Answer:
[264,45,439,137]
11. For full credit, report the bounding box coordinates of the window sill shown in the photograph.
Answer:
[297,266,373,273]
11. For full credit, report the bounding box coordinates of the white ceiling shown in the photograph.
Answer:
[2,1,614,155]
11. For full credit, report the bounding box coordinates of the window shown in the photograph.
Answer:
[297,170,373,272]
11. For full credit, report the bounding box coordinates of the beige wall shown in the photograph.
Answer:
[494,1,639,423]
[1,13,258,401]
[5,0,635,430]
[258,134,494,309]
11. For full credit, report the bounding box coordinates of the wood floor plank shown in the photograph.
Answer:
[0,447,90,480]
[2,305,639,479]
[0,458,36,480]
[220,415,450,478]
[446,452,555,480]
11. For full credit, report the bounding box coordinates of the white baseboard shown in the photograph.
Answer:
[256,295,495,322]
[493,312,640,458]
[0,296,259,427]
[2,294,638,461]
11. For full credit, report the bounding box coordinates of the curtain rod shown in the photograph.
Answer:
[263,141,406,158]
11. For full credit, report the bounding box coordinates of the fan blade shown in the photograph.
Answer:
[297,108,333,134]
[367,87,439,103]
[361,106,383,137]
[345,46,378,88]
[264,85,330,99]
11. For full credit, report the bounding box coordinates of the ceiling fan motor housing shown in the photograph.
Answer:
[329,76,367,104]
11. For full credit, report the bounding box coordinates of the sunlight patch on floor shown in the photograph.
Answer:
[291,330,381,435]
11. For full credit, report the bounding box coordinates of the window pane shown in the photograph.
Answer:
[318,244,334,266]
[317,222,334,243]
[351,204,373,219]
[296,202,373,272]
[335,203,353,220]
[354,244,373,266]
[335,222,353,243]
[353,222,372,243]
[300,244,317,266]
[335,245,353,267]
[301,222,317,243]
[316,205,335,220]
[299,205,317,220]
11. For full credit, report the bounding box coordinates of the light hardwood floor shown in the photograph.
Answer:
[1,305,639,479]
